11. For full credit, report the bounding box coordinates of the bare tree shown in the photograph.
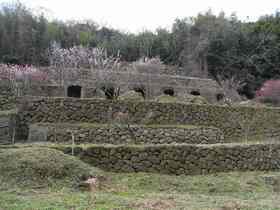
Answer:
[216,75,245,103]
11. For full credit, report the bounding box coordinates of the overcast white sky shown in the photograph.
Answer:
[8,0,280,33]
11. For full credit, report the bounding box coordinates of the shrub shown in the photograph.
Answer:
[154,94,208,105]
[256,80,280,106]
[119,91,144,101]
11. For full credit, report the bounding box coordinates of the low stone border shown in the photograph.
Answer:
[56,143,280,175]
[28,123,224,145]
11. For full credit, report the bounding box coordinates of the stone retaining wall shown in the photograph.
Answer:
[0,110,16,144]
[57,143,280,175]
[0,96,16,111]
[0,82,15,111]
[28,123,224,145]
[17,97,280,140]
[0,82,13,97]
[23,85,65,98]
[38,67,223,102]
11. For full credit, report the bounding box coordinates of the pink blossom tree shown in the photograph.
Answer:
[256,80,280,106]
[0,64,48,96]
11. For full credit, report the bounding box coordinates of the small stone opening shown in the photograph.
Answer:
[216,93,225,101]
[163,88,175,96]
[133,87,146,98]
[67,85,82,98]
[190,90,201,96]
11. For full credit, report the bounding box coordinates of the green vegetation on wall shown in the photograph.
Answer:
[17,98,280,141]
[56,142,280,175]
[28,123,224,145]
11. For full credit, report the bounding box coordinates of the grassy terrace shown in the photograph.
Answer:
[0,144,280,210]
[1,171,280,209]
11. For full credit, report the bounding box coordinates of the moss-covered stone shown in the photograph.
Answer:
[155,94,208,105]
[0,96,16,111]
[55,143,280,175]
[16,97,280,141]
[119,91,144,101]
[28,123,224,145]
[0,109,17,144]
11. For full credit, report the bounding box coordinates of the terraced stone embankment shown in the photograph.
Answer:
[28,123,224,145]
[12,97,280,175]
[56,143,280,175]
[0,96,16,111]
[0,110,16,144]
[0,82,16,111]
[17,97,280,141]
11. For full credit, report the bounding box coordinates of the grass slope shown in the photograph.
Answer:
[1,145,280,209]
[0,147,101,187]
[1,170,280,209]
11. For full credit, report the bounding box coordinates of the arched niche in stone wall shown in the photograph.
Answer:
[216,93,225,102]
[67,85,82,98]
[133,86,146,98]
[163,88,175,96]
[190,90,201,96]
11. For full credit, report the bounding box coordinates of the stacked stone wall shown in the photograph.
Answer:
[0,82,16,111]
[57,143,280,175]
[0,111,16,144]
[37,67,224,102]
[0,96,16,111]
[17,98,280,141]
[28,123,224,145]
[23,85,65,98]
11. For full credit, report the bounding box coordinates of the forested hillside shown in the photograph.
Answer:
[0,2,280,98]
